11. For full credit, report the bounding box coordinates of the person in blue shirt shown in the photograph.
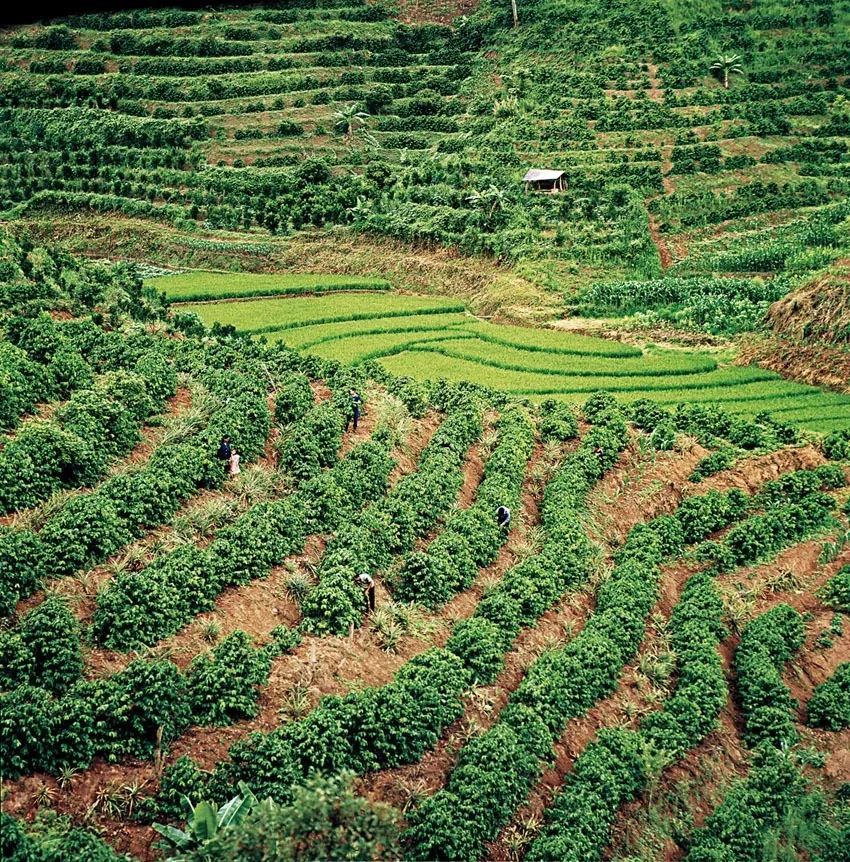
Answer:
[347,389,363,431]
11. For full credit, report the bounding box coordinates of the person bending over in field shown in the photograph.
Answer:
[229,447,241,477]
[356,571,376,613]
[217,435,232,461]
[346,389,363,432]
[497,505,511,531]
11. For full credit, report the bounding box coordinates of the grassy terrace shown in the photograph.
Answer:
[164,281,850,431]
[151,270,391,301]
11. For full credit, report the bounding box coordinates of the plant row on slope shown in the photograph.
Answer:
[0,345,267,616]
[402,443,752,861]
[90,390,386,650]
[299,399,484,635]
[392,404,536,608]
[138,396,619,820]
[526,570,728,862]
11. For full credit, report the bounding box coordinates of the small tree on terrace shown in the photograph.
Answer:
[710,54,743,90]
[467,185,508,227]
[333,105,370,144]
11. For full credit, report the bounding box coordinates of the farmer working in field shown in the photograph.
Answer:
[217,435,232,462]
[356,571,376,613]
[497,505,511,531]
[347,388,363,432]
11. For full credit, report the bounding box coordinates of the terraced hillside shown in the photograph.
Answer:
[2,226,850,862]
[1,0,848,328]
[1,1,850,859]
[152,272,850,433]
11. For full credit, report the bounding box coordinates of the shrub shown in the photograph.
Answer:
[819,565,850,613]
[807,663,850,731]
[538,399,579,441]
[274,372,313,425]
[0,528,47,615]
[735,604,805,749]
[186,631,271,725]
[19,596,83,694]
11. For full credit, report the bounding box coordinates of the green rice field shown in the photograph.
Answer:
[158,277,850,432]
[150,271,391,302]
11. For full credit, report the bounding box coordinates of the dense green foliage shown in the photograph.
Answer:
[0,0,847,346]
[807,662,850,731]
[820,564,850,613]
[176,773,401,862]
[735,604,805,749]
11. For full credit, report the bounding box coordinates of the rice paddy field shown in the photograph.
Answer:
[156,272,850,432]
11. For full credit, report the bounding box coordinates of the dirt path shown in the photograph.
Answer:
[648,211,674,270]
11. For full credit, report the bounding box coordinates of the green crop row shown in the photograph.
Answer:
[381,348,780,394]
[392,404,536,608]
[148,270,391,301]
[806,662,850,731]
[300,400,484,635]
[527,571,728,861]
[0,349,269,616]
[428,319,642,358]
[683,748,806,862]
[308,330,468,364]
[179,293,462,331]
[0,340,176,514]
[279,313,469,348]
[401,438,751,861]
[353,333,719,377]
[698,485,841,572]
[735,604,805,749]
[508,468,841,862]
[0,337,95,433]
[91,398,391,650]
[140,397,621,818]
[0,595,300,778]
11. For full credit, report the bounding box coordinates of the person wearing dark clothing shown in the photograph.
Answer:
[497,505,511,530]
[347,389,363,431]
[356,571,376,612]
[217,436,232,461]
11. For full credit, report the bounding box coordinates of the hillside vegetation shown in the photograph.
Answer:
[1,227,849,862]
[1,0,848,331]
[1,3,850,859]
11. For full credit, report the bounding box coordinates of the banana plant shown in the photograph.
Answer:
[153,782,258,855]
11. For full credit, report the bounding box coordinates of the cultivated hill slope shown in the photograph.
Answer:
[1,0,848,331]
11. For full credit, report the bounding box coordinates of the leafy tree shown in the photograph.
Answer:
[332,106,370,143]
[710,54,743,90]
[466,185,508,226]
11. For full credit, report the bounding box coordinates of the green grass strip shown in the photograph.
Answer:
[459,320,641,358]
[385,336,719,377]
[148,270,391,301]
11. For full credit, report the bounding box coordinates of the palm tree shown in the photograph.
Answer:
[333,105,370,142]
[710,54,743,90]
